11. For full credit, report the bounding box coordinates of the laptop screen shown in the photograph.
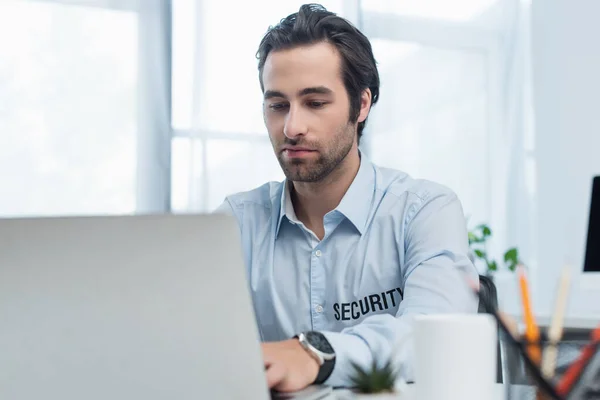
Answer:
[584,176,600,272]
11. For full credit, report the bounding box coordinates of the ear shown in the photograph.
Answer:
[357,88,372,124]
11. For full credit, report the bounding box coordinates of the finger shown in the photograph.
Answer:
[265,362,287,389]
[262,350,275,369]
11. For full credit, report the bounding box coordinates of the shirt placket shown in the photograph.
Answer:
[298,216,340,331]
[309,234,326,330]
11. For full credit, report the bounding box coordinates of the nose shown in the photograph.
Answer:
[283,105,307,140]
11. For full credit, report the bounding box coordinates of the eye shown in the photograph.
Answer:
[268,103,288,112]
[308,101,326,109]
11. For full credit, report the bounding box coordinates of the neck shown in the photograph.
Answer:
[290,147,361,239]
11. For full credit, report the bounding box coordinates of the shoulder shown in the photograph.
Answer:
[374,164,458,206]
[371,165,468,251]
[215,181,284,220]
[369,164,462,231]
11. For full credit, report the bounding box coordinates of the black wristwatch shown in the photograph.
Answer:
[296,331,336,384]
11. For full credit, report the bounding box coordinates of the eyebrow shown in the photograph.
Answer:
[263,86,333,100]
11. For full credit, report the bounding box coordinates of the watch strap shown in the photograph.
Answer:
[295,332,336,385]
[314,355,335,384]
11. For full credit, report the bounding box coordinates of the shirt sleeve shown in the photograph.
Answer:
[321,189,479,387]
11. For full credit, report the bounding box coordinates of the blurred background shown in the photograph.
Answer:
[1,0,599,317]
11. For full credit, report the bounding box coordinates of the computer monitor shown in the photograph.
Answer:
[582,176,600,288]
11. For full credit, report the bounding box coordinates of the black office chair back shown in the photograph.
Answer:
[478,274,498,314]
[477,274,503,383]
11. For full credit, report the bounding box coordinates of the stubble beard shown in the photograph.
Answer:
[275,122,355,183]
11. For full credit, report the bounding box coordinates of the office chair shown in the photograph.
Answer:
[477,274,498,314]
[477,274,504,383]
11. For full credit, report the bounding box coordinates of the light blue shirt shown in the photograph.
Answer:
[216,154,478,387]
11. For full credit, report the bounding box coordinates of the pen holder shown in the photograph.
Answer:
[501,334,600,400]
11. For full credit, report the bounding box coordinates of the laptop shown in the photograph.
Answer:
[0,214,274,399]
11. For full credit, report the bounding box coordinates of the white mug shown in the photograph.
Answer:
[414,314,497,400]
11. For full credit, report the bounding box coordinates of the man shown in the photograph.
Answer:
[216,3,478,392]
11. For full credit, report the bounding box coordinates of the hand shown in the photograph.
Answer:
[262,339,320,392]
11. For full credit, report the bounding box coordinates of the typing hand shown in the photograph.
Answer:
[262,339,319,392]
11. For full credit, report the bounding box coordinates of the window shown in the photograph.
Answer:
[2,0,528,236]
[361,0,505,226]
[0,0,140,216]
[368,40,488,223]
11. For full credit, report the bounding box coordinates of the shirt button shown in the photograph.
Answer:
[315,305,324,313]
[315,250,322,257]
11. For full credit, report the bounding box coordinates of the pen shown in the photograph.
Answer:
[518,265,542,366]
[541,265,571,379]
[556,324,600,397]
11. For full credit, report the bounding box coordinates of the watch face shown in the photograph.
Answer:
[305,331,334,354]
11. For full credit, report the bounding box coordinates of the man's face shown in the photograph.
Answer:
[261,42,357,182]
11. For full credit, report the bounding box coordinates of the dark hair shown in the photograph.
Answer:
[256,3,380,143]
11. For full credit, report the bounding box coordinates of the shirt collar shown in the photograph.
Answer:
[275,152,375,237]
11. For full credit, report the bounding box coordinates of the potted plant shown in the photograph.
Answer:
[468,223,520,278]
[349,359,401,399]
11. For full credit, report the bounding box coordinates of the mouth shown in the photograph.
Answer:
[281,148,317,158]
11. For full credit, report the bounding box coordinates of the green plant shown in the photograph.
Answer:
[350,359,397,394]
[468,223,520,274]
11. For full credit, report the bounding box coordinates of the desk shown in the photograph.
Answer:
[509,314,599,330]
[533,315,599,331]
[332,384,535,399]
[510,314,598,340]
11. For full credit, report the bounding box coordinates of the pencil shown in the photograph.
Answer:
[463,273,561,399]
[498,311,520,339]
[541,265,571,379]
[518,265,542,366]
[462,275,520,339]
